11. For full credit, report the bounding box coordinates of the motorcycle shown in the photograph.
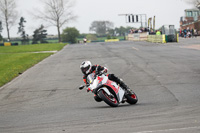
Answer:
[79,72,138,107]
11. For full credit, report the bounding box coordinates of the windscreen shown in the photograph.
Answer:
[87,73,95,84]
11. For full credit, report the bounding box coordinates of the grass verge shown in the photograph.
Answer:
[0,43,66,87]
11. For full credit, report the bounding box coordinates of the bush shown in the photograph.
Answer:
[112,36,117,39]
[86,34,98,41]
[62,27,80,44]
[107,35,111,39]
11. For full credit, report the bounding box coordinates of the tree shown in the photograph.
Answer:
[18,17,29,45]
[107,29,115,36]
[195,0,200,9]
[108,26,133,37]
[86,34,97,41]
[0,0,18,41]
[32,25,48,44]
[184,0,200,9]
[61,27,79,44]
[34,0,76,43]
[0,21,3,41]
[184,0,200,4]
[89,21,114,36]
[0,21,2,33]
[115,26,127,36]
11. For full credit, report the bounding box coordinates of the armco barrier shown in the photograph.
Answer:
[4,42,11,46]
[0,42,19,46]
[91,40,105,43]
[105,39,119,42]
[11,43,18,46]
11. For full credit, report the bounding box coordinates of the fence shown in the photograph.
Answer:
[128,33,179,43]
[0,42,18,46]
[147,35,166,43]
[105,39,119,42]
[128,32,149,41]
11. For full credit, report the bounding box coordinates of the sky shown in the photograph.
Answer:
[1,0,194,38]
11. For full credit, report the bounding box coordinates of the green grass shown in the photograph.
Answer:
[0,43,67,87]
[10,39,59,45]
[0,43,66,53]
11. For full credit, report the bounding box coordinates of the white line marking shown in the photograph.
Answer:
[132,47,139,51]
[32,51,58,53]
[134,126,200,133]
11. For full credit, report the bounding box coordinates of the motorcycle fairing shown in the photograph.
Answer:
[104,79,125,102]
[87,73,125,103]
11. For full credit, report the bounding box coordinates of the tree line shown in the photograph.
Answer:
[0,0,76,44]
[0,0,134,44]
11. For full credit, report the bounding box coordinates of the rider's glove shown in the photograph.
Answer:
[100,67,108,74]
[79,85,85,90]
[103,67,108,73]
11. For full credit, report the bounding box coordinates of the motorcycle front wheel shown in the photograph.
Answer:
[98,90,119,107]
[125,91,138,104]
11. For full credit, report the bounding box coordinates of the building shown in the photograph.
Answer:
[180,9,200,34]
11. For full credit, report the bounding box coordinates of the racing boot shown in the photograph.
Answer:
[119,80,133,95]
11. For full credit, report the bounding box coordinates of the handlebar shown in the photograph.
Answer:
[95,72,105,78]
[79,72,105,91]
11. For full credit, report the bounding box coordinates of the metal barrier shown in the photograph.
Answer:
[147,34,179,43]
[128,33,179,43]
[147,35,166,43]
[4,42,11,46]
[0,42,18,46]
[105,39,119,42]
[128,32,149,41]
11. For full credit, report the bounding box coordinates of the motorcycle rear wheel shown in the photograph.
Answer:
[98,90,119,107]
[125,91,138,104]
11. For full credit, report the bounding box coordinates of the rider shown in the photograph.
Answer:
[80,61,131,101]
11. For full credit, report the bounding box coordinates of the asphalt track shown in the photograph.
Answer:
[0,38,200,133]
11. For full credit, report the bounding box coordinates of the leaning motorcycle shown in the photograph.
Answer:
[79,72,138,107]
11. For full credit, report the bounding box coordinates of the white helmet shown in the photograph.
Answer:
[80,61,92,75]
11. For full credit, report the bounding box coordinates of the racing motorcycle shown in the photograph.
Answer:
[79,72,138,107]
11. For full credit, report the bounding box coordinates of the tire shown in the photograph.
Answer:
[94,95,102,102]
[125,91,138,104]
[98,89,119,107]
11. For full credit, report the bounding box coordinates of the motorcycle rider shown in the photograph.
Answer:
[80,61,132,102]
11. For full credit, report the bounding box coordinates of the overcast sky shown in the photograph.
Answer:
[1,0,193,37]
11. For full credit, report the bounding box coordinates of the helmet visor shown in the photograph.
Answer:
[81,65,90,74]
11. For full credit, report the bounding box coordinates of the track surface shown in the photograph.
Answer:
[0,38,200,133]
